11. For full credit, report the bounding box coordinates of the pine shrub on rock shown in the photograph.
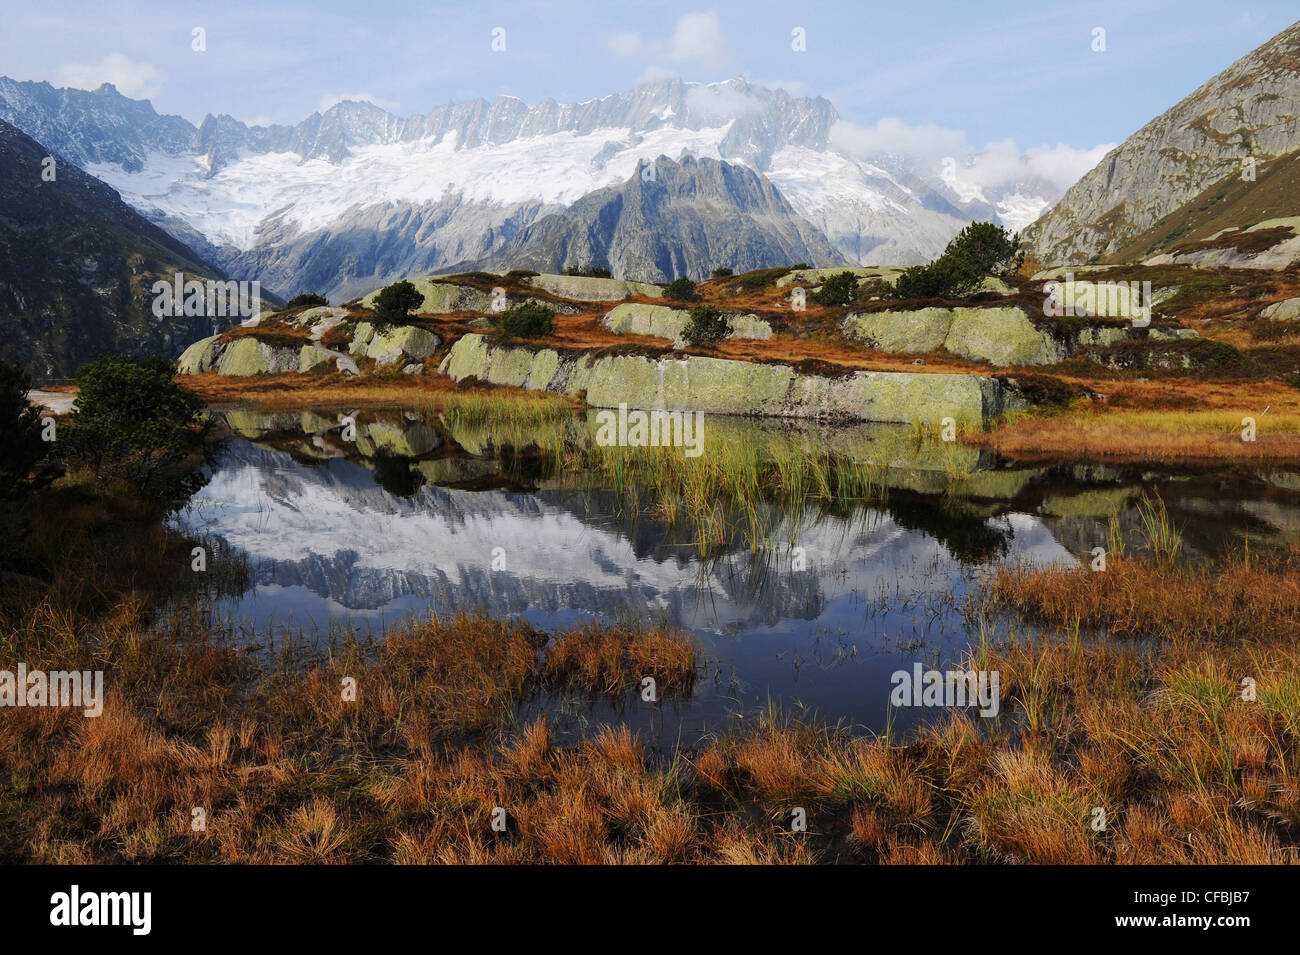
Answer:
[501,300,556,338]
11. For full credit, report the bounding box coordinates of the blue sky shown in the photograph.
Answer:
[2,0,1294,168]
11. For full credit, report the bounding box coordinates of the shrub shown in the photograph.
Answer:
[563,264,612,278]
[61,356,206,497]
[286,292,329,309]
[371,280,424,328]
[711,267,734,277]
[812,270,859,306]
[665,277,701,302]
[943,221,1024,278]
[501,300,555,338]
[884,256,984,300]
[681,305,732,349]
[882,221,1022,301]
[0,360,54,500]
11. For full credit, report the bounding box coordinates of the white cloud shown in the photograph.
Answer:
[636,65,679,85]
[685,83,761,122]
[318,92,398,113]
[1024,141,1115,189]
[829,117,967,164]
[669,11,728,62]
[608,31,642,56]
[55,53,165,99]
[831,117,1113,193]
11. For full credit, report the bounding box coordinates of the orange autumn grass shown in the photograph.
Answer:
[180,370,580,415]
[5,470,1300,863]
[968,376,1300,466]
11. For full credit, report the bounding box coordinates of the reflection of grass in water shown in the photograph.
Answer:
[565,431,894,555]
[439,405,982,556]
[421,390,575,428]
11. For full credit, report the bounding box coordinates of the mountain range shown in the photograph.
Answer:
[0,75,1059,300]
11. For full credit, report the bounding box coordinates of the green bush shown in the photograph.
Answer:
[0,360,54,500]
[812,271,859,306]
[501,301,555,338]
[882,221,1022,300]
[61,356,205,497]
[665,277,701,302]
[885,256,984,300]
[371,280,424,328]
[711,267,734,277]
[286,292,329,309]
[681,305,732,349]
[942,221,1024,277]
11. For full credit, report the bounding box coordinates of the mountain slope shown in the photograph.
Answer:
[0,119,243,376]
[1025,20,1300,265]
[472,154,846,280]
[1101,148,1300,265]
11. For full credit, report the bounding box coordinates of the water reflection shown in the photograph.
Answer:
[175,407,1300,737]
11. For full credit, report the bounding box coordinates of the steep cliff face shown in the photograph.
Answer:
[476,155,846,281]
[1025,20,1300,265]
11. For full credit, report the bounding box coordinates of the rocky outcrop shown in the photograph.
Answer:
[440,333,1025,425]
[1262,295,1300,321]
[602,303,773,346]
[843,307,1066,366]
[178,320,436,377]
[775,266,904,289]
[525,274,663,301]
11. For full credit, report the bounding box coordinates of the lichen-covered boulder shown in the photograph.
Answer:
[843,309,953,354]
[359,278,497,314]
[348,322,375,355]
[365,325,440,366]
[844,306,1062,366]
[1045,278,1147,319]
[215,337,298,376]
[299,345,333,373]
[657,357,796,416]
[177,335,221,374]
[945,308,1063,366]
[774,266,903,289]
[1262,297,1300,321]
[603,303,691,339]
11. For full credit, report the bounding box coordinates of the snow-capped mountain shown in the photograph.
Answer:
[0,75,1062,298]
